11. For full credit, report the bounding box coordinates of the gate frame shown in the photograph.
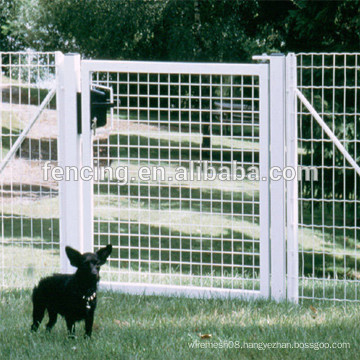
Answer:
[80,60,270,299]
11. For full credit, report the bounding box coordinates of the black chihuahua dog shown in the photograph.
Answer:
[31,244,112,337]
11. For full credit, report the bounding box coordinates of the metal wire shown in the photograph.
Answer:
[90,67,263,293]
[297,53,360,302]
[0,52,59,290]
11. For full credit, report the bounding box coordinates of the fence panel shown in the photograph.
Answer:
[81,61,270,298]
[0,52,59,290]
[297,53,360,302]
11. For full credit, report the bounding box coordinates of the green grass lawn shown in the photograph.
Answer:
[1,79,360,358]
[0,289,358,360]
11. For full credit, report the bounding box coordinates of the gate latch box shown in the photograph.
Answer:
[77,87,115,134]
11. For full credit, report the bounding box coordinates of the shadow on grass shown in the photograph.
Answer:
[2,213,359,281]
[300,251,360,280]
[1,212,258,278]
[1,86,56,108]
[95,221,259,277]
[0,215,59,247]
[108,134,259,164]
[95,182,259,217]
[1,126,21,158]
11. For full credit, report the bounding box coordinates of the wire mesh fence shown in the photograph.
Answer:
[89,65,266,294]
[1,51,359,303]
[297,53,360,302]
[0,52,59,290]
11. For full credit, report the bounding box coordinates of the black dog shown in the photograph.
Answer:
[31,245,112,337]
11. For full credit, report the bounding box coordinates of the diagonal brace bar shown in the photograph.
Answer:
[296,88,360,178]
[0,87,56,175]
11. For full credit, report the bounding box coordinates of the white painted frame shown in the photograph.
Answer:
[80,60,270,299]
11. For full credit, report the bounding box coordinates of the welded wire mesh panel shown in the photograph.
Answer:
[91,66,263,292]
[297,53,360,302]
[0,52,59,289]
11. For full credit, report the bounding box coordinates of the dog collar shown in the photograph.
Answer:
[83,292,96,310]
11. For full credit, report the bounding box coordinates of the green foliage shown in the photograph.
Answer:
[287,0,360,52]
[3,0,167,58]
[0,0,22,50]
[1,0,359,199]
[1,0,290,61]
[2,0,359,59]
[1,1,359,59]
[151,0,260,62]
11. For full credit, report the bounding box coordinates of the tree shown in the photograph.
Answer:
[286,0,360,52]
[0,0,23,50]
[151,0,291,63]
[2,0,167,59]
[2,0,291,62]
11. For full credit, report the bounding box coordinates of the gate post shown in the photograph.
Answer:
[269,54,286,301]
[56,53,83,273]
[286,53,298,303]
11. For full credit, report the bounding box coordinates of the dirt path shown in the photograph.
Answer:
[1,103,160,190]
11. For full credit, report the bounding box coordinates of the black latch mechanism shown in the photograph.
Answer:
[77,87,115,134]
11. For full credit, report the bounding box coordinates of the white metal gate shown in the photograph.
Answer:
[85,60,270,299]
[58,56,274,299]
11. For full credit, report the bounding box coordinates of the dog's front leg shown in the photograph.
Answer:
[85,312,94,338]
[65,317,76,338]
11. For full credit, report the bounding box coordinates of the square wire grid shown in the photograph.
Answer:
[0,52,59,290]
[91,70,262,291]
[297,53,360,302]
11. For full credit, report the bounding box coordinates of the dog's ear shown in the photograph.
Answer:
[96,244,112,265]
[65,246,82,268]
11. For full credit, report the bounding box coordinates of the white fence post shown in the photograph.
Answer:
[269,54,286,301]
[286,53,298,303]
[56,53,82,273]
